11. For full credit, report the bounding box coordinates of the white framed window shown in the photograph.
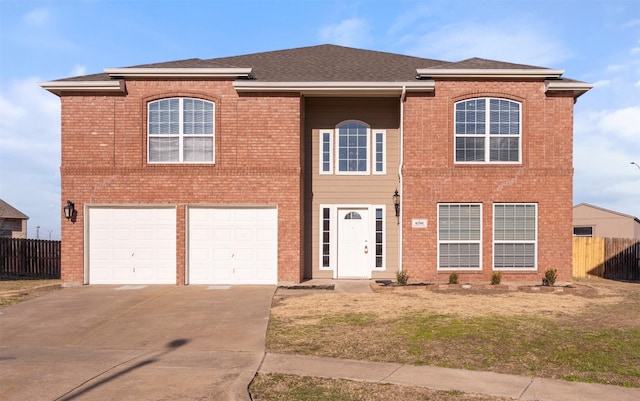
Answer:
[319,130,333,174]
[320,206,332,269]
[373,130,386,174]
[318,121,385,175]
[493,203,537,270]
[438,204,482,270]
[336,121,370,174]
[455,98,521,164]
[375,207,385,269]
[148,98,215,164]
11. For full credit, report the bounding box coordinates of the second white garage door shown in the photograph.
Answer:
[188,207,278,285]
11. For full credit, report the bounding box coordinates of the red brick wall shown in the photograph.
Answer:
[401,80,575,283]
[58,77,577,286]
[59,80,303,285]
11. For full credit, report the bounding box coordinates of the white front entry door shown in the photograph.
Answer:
[337,208,370,278]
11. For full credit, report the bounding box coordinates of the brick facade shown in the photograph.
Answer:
[47,45,587,286]
[60,81,303,285]
[401,81,575,282]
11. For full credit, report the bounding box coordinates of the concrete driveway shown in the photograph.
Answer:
[0,284,275,401]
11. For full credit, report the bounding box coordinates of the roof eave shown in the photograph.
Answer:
[545,80,594,99]
[233,81,435,96]
[416,68,565,79]
[38,80,126,96]
[104,67,253,78]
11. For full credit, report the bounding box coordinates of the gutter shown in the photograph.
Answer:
[398,85,406,273]
[233,81,435,96]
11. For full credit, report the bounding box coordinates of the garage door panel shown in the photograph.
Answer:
[188,207,277,285]
[89,208,176,284]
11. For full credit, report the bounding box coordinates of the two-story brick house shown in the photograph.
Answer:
[41,45,591,286]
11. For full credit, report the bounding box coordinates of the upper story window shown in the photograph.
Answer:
[455,98,521,164]
[319,120,385,175]
[148,98,215,163]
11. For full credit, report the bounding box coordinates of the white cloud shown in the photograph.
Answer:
[0,77,61,239]
[71,65,87,76]
[23,7,49,27]
[574,106,640,218]
[403,19,569,66]
[592,79,612,88]
[596,106,640,141]
[319,18,372,47]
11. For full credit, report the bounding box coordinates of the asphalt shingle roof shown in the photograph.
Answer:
[0,199,29,220]
[50,44,567,83]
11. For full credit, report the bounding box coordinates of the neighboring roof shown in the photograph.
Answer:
[574,203,640,223]
[0,199,29,220]
[39,44,592,97]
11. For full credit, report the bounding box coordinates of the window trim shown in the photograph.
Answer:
[147,97,215,164]
[373,130,386,175]
[454,97,522,165]
[319,130,334,174]
[319,205,333,270]
[437,203,483,271]
[318,121,386,176]
[374,206,386,270]
[492,203,538,271]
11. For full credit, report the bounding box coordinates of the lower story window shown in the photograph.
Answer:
[438,204,482,270]
[493,204,537,270]
[375,208,384,268]
[322,207,331,268]
[573,226,593,237]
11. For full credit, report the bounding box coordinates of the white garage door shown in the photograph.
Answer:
[89,208,176,284]
[188,207,278,285]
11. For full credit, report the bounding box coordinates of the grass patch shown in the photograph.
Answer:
[267,279,640,388]
[250,373,512,401]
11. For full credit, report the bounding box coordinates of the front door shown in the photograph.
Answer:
[337,208,370,278]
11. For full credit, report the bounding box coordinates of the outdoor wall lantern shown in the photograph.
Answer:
[392,189,400,222]
[64,200,75,221]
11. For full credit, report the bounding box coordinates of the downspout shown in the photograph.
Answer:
[398,86,406,272]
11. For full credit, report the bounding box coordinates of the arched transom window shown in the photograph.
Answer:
[454,98,521,163]
[148,97,215,163]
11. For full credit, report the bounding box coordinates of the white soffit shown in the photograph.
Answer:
[233,81,436,96]
[38,80,126,96]
[415,68,565,79]
[104,67,253,78]
[545,80,594,98]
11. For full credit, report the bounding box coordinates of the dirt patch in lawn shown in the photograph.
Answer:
[0,279,62,308]
[271,278,629,327]
[251,373,513,401]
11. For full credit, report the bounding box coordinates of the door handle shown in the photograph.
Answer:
[364,245,368,254]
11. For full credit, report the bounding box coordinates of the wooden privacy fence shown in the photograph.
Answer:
[0,238,61,278]
[573,237,640,280]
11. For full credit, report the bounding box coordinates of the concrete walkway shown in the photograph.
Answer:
[258,352,640,401]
